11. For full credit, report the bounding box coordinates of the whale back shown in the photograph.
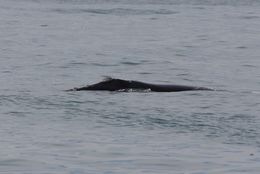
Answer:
[71,78,213,92]
[80,78,130,91]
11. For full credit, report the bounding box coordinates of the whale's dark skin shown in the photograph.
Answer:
[69,78,213,92]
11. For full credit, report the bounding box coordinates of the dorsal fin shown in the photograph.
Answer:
[102,76,113,82]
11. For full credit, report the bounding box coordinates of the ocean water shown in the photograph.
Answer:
[0,0,260,173]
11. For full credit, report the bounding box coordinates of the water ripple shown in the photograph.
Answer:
[120,61,141,66]
[240,15,260,19]
[90,63,118,67]
[52,8,177,16]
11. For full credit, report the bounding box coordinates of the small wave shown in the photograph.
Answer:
[52,8,177,16]
[241,64,257,68]
[58,62,88,69]
[251,91,260,94]
[120,61,141,66]
[138,72,153,75]
[240,16,260,20]
[175,53,187,57]
[1,70,11,73]
[176,73,190,76]
[236,46,247,49]
[90,63,118,67]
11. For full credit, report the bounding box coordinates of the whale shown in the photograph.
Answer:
[69,77,213,92]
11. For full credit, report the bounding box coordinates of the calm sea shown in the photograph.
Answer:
[0,0,260,173]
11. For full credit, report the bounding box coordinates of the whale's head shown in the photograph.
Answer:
[85,78,130,91]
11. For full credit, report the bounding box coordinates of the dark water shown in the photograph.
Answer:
[0,0,260,173]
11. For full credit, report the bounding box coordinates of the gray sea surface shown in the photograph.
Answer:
[1,0,260,173]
